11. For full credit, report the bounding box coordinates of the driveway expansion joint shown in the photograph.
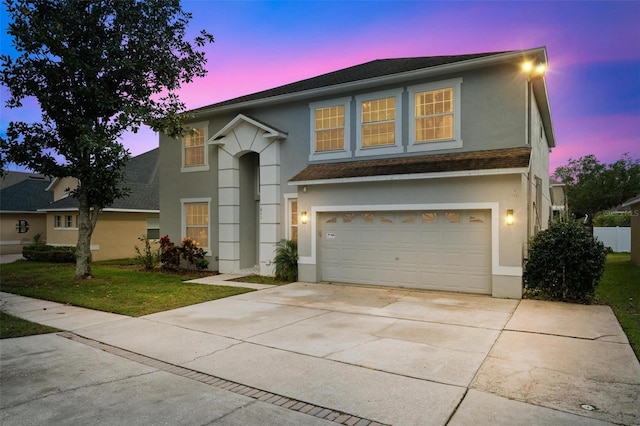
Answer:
[57,331,388,426]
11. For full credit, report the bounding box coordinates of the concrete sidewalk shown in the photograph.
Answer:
[1,284,639,425]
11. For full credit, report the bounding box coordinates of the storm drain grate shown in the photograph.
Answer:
[58,331,387,426]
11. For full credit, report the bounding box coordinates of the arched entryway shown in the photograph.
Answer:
[210,114,287,275]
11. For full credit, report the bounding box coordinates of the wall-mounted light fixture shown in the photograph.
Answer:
[506,209,514,225]
[300,211,308,224]
[522,60,547,78]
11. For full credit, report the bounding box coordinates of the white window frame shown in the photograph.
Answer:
[54,215,62,228]
[284,193,298,241]
[180,197,211,251]
[309,97,352,161]
[355,88,403,157]
[181,121,210,173]
[408,78,463,153]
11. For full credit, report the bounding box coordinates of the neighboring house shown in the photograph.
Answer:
[621,195,640,265]
[549,179,567,221]
[40,148,160,261]
[0,172,52,254]
[159,47,555,298]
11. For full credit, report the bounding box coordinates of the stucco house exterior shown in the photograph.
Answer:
[37,148,160,261]
[159,47,555,298]
[0,172,52,254]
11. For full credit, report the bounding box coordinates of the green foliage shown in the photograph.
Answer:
[22,245,76,263]
[524,218,606,302]
[134,235,159,270]
[0,0,213,277]
[553,153,640,223]
[32,232,45,245]
[158,235,208,270]
[274,239,298,282]
[593,212,631,227]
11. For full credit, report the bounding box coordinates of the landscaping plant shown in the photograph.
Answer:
[274,239,298,282]
[524,218,606,302]
[134,235,159,270]
[158,235,208,270]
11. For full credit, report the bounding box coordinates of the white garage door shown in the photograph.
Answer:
[319,210,491,294]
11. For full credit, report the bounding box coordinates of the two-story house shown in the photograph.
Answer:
[159,47,555,298]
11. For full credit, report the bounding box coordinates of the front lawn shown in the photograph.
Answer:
[0,311,61,339]
[0,260,253,317]
[596,253,640,359]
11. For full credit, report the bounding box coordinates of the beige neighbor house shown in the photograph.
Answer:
[622,195,640,265]
[40,148,160,261]
[159,47,556,298]
[0,172,52,254]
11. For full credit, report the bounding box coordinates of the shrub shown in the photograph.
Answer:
[274,239,298,282]
[593,212,631,227]
[159,235,181,270]
[22,245,76,263]
[158,235,208,270]
[134,235,159,270]
[524,218,606,302]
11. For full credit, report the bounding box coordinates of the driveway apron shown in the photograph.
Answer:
[1,283,639,425]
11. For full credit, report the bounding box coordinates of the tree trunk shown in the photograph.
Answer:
[75,187,96,278]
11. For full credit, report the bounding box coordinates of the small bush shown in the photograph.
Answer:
[158,235,208,270]
[593,212,631,227]
[134,235,159,270]
[22,245,76,263]
[524,218,606,302]
[274,239,298,282]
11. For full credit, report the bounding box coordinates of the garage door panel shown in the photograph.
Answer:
[320,210,491,294]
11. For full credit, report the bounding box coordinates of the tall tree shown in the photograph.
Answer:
[553,153,640,223]
[0,0,213,278]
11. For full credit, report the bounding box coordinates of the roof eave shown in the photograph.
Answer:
[192,47,549,118]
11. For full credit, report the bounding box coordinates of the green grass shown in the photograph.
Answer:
[0,260,253,317]
[0,311,61,339]
[596,253,640,359]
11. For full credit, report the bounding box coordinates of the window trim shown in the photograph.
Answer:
[180,197,211,251]
[408,78,463,153]
[181,121,210,173]
[284,193,298,242]
[355,88,403,157]
[309,97,352,161]
[54,214,78,230]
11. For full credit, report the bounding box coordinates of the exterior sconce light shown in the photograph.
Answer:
[300,211,308,224]
[506,209,514,225]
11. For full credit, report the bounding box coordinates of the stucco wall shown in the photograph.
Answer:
[0,213,47,254]
[46,211,158,261]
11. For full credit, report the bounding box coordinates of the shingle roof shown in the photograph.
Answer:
[44,148,159,211]
[0,177,52,211]
[193,51,512,111]
[1,171,48,191]
[289,147,531,182]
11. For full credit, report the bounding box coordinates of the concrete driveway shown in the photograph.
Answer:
[1,282,639,425]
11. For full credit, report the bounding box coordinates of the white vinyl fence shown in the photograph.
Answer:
[593,227,631,252]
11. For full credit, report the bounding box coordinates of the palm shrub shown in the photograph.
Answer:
[274,239,298,282]
[523,218,606,302]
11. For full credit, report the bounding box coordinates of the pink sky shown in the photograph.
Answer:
[2,1,639,174]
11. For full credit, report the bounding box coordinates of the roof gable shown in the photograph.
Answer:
[210,114,287,142]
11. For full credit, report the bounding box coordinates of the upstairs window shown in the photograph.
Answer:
[415,88,453,142]
[181,121,209,172]
[309,98,351,161]
[408,78,463,153]
[356,89,403,156]
[315,105,345,152]
[362,97,395,147]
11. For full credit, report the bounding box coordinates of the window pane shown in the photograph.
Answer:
[362,97,395,147]
[415,88,454,143]
[184,128,205,166]
[185,202,208,248]
[315,106,345,151]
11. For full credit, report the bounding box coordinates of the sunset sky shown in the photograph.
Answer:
[1,0,639,173]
